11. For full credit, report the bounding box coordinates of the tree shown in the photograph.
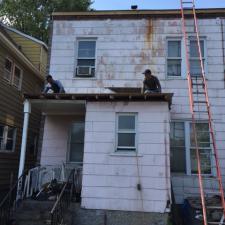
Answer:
[0,0,92,43]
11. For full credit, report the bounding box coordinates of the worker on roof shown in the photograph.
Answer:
[142,69,161,94]
[43,75,65,94]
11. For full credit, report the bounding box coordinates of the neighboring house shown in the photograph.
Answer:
[21,8,225,224]
[0,24,46,197]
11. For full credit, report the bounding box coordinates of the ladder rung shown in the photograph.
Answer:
[193,92,205,94]
[207,206,223,209]
[208,222,225,225]
[205,191,221,195]
[183,7,193,10]
[193,101,207,104]
[193,110,208,113]
[192,83,204,86]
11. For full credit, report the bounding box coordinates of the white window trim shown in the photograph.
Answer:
[0,125,17,153]
[171,120,213,176]
[115,113,137,152]
[3,57,13,82]
[74,38,97,78]
[12,64,23,90]
[166,36,207,79]
[166,37,186,79]
[189,37,208,77]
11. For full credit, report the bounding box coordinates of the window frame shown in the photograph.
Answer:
[170,120,213,176]
[67,121,85,164]
[12,64,23,90]
[166,38,183,78]
[189,38,207,77]
[116,113,137,152]
[75,38,97,78]
[0,124,17,153]
[3,57,13,82]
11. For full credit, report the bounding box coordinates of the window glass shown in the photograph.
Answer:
[0,125,4,149]
[118,133,135,147]
[171,121,212,175]
[76,40,96,77]
[191,149,211,174]
[0,125,16,152]
[190,40,204,57]
[167,40,182,76]
[117,114,136,151]
[190,40,205,76]
[170,122,186,173]
[4,59,12,81]
[168,41,181,57]
[190,123,210,148]
[118,115,135,130]
[69,122,84,162]
[78,41,96,58]
[167,59,182,76]
[13,66,22,88]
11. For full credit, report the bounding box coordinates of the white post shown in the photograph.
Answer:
[18,99,31,178]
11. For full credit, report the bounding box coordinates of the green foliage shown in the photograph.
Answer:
[0,0,92,43]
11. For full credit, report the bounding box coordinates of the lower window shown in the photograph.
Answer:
[116,114,137,151]
[0,124,17,152]
[170,121,211,175]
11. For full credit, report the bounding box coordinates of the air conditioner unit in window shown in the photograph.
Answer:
[76,66,94,76]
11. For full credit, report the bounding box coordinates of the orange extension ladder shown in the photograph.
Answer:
[180,0,225,224]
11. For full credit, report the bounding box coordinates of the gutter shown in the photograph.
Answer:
[0,31,44,81]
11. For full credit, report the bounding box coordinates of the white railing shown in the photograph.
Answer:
[23,164,82,198]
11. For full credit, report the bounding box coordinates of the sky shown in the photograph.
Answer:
[92,0,225,10]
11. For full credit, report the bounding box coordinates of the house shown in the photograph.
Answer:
[20,8,225,224]
[0,24,47,198]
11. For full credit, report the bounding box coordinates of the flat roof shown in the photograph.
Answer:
[52,8,225,20]
[24,93,173,108]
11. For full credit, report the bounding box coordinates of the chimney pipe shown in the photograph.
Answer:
[131,5,138,10]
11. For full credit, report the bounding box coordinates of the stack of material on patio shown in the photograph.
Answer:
[33,179,64,201]
[183,196,224,225]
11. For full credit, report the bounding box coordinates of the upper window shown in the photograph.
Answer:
[190,39,205,76]
[4,58,13,81]
[76,39,96,77]
[170,121,211,175]
[116,114,137,151]
[13,66,22,89]
[0,124,17,152]
[167,40,182,77]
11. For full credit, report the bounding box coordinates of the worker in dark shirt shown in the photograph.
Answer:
[142,69,161,93]
[43,75,65,93]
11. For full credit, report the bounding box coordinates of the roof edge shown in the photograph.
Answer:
[1,23,48,50]
[52,8,225,19]
[0,32,44,81]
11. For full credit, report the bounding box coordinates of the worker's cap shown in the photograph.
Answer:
[142,69,152,75]
[46,75,52,80]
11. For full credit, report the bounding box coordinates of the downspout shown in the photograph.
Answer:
[220,18,225,88]
[18,99,31,178]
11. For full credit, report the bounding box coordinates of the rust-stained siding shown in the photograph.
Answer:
[0,42,43,194]
[5,29,48,77]
[49,17,225,205]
